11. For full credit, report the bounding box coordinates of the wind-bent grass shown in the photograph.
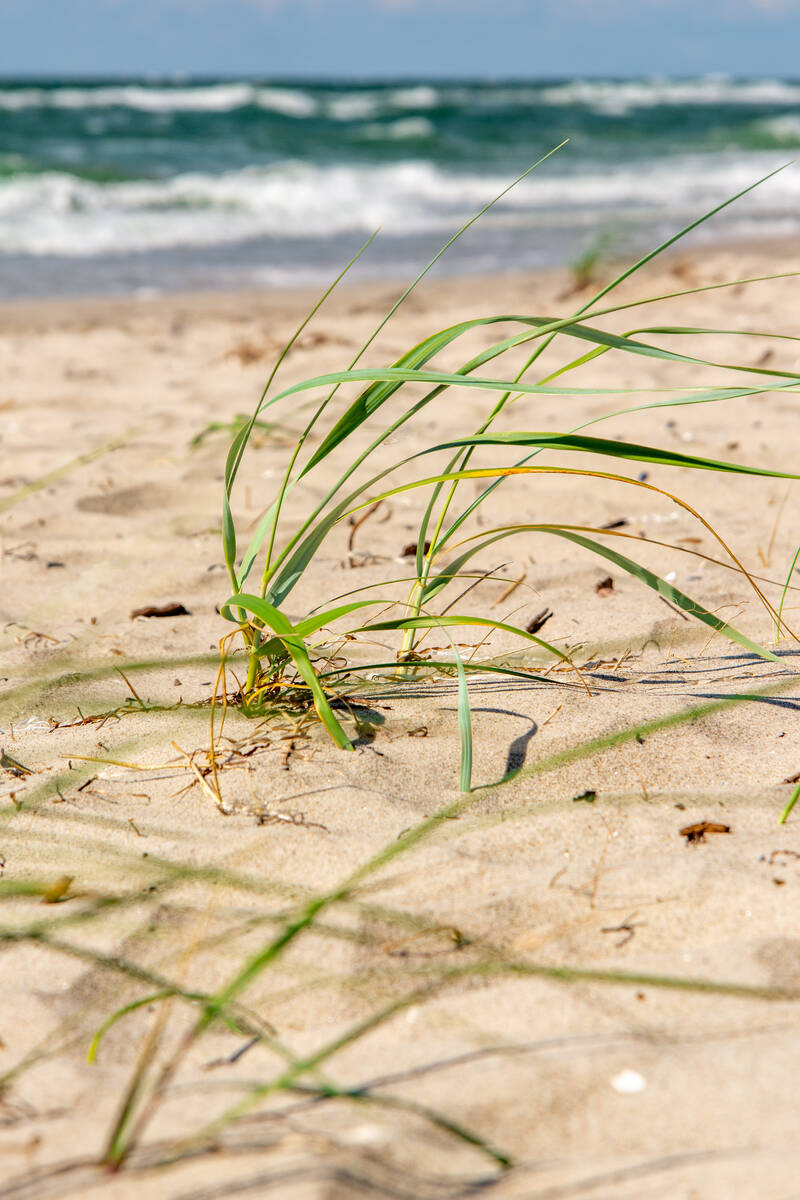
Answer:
[217,160,800,789]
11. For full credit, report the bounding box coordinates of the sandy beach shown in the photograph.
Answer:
[2,241,800,1198]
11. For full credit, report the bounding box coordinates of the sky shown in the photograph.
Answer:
[3,0,800,78]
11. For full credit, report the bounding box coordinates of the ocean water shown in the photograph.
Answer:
[1,76,799,298]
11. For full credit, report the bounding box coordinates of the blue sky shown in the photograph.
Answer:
[3,0,800,78]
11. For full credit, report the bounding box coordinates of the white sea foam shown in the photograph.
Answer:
[325,92,384,121]
[2,77,800,120]
[753,113,800,143]
[0,154,796,258]
[359,117,435,140]
[0,84,251,112]
[0,81,441,120]
[539,77,800,114]
[324,86,441,121]
[0,88,47,111]
[387,85,439,109]
[0,161,483,255]
[0,82,319,115]
[254,88,318,118]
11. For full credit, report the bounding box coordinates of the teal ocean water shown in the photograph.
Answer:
[1,76,799,297]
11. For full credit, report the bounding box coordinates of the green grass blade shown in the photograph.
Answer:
[424,431,800,480]
[543,528,777,661]
[357,614,574,667]
[316,658,561,688]
[224,231,380,498]
[420,162,795,550]
[776,541,800,640]
[88,992,174,1064]
[454,648,473,793]
[268,405,797,613]
[264,365,796,408]
[780,779,800,825]
[293,599,398,639]
[222,493,237,579]
[244,170,798,615]
[585,162,792,311]
[419,369,800,564]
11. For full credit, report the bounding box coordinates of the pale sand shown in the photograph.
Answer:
[2,244,800,1198]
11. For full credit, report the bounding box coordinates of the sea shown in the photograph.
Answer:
[1,75,800,299]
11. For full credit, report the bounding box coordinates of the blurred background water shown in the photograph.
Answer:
[1,75,799,298]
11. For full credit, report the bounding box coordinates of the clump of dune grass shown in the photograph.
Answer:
[216,157,800,793]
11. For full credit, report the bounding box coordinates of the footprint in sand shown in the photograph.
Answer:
[75,485,170,516]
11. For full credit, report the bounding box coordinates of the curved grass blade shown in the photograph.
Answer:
[224,232,380,502]
[423,430,800,481]
[281,162,794,494]
[429,515,791,652]
[356,458,786,637]
[544,528,777,660]
[88,991,177,1064]
[357,614,583,681]
[780,779,800,825]
[317,658,570,689]
[255,364,796,410]
[240,313,800,592]
[429,371,800,568]
[777,541,800,640]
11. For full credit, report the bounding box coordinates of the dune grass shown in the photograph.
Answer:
[217,160,800,792]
